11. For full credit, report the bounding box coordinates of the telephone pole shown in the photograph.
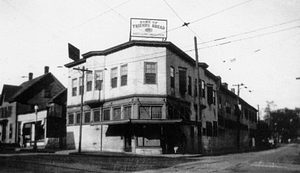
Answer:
[233,83,244,150]
[194,36,202,153]
[73,66,92,153]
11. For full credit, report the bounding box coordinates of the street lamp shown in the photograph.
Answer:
[33,105,39,150]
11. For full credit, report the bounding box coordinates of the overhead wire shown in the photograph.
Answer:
[52,0,132,40]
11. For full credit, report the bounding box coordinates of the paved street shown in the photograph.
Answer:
[0,144,300,173]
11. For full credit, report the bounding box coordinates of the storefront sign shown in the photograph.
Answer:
[130,18,167,40]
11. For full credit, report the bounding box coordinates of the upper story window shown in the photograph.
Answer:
[207,84,213,105]
[226,101,231,114]
[103,109,111,121]
[95,70,103,90]
[72,78,77,96]
[68,113,74,125]
[188,76,192,96]
[111,67,118,88]
[178,67,187,95]
[145,62,157,84]
[201,80,205,98]
[79,77,83,95]
[84,111,91,123]
[170,66,175,88]
[194,79,197,97]
[123,106,131,119]
[86,71,92,92]
[121,65,128,86]
[93,109,101,122]
[113,107,121,120]
[139,106,162,119]
[76,112,81,124]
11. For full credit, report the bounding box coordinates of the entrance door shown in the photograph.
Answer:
[124,135,132,152]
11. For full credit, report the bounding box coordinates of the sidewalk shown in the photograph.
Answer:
[1,146,202,158]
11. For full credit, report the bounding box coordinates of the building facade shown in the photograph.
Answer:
[217,83,257,152]
[0,67,66,148]
[65,40,222,154]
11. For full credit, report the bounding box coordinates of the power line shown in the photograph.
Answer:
[69,24,300,70]
[52,0,132,40]
[166,0,253,34]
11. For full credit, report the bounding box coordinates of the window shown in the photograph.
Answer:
[226,101,231,114]
[9,123,13,139]
[145,62,157,84]
[121,65,128,86]
[139,106,162,119]
[139,106,151,119]
[86,71,92,92]
[76,112,81,124]
[95,70,103,90]
[207,85,213,105]
[72,78,77,96]
[213,90,216,105]
[44,85,52,98]
[113,108,121,120]
[123,106,131,119]
[79,77,83,95]
[84,111,91,123]
[137,125,160,147]
[111,67,118,88]
[206,121,213,136]
[188,76,192,96]
[190,126,194,138]
[201,80,205,98]
[103,109,110,121]
[93,109,101,122]
[179,68,187,95]
[68,113,74,124]
[170,66,175,88]
[213,121,218,136]
[194,79,197,97]
[152,106,162,119]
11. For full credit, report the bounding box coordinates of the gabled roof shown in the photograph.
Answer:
[0,84,21,105]
[9,72,65,103]
[48,88,67,105]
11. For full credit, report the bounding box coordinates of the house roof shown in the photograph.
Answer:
[48,88,67,104]
[0,84,21,105]
[219,85,257,111]
[9,72,65,104]
[65,40,206,68]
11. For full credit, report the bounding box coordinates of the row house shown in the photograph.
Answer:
[217,83,257,152]
[65,40,220,154]
[0,67,67,148]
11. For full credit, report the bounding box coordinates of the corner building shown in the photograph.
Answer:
[65,40,220,154]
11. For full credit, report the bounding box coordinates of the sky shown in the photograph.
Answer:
[1,0,300,118]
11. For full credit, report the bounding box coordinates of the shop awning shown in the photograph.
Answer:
[90,119,202,126]
[0,119,8,125]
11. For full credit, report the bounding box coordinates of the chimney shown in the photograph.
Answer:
[231,88,235,94]
[221,82,228,90]
[29,73,33,81]
[44,66,49,74]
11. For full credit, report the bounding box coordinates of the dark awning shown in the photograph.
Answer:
[0,119,8,125]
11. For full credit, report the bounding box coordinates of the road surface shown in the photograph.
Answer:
[0,144,299,172]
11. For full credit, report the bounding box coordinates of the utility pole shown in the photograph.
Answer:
[233,83,243,150]
[73,66,92,153]
[194,36,202,153]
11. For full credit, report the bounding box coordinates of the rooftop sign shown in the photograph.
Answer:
[130,18,167,40]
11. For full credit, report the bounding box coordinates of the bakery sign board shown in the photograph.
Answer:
[130,18,167,40]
